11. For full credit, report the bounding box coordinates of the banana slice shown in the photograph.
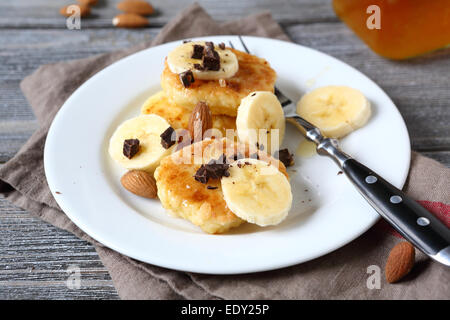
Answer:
[236,91,285,154]
[221,158,292,226]
[109,114,173,173]
[167,41,239,80]
[296,86,371,138]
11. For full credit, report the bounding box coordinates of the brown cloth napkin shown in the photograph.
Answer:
[1,3,449,299]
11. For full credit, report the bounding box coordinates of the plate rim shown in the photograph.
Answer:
[44,35,411,274]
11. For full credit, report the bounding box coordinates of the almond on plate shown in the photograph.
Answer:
[117,0,154,16]
[112,13,149,28]
[385,241,415,283]
[188,102,213,142]
[59,4,90,17]
[121,170,157,199]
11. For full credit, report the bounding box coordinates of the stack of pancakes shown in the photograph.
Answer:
[146,45,280,234]
[141,48,277,135]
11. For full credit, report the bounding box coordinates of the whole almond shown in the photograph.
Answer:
[121,170,157,199]
[112,13,149,28]
[117,0,154,16]
[77,0,98,6]
[385,241,415,283]
[188,102,213,142]
[60,4,90,17]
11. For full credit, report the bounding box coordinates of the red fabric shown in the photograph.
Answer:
[375,201,450,238]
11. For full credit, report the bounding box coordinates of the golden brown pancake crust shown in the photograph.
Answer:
[154,138,287,234]
[160,49,277,116]
[140,91,236,136]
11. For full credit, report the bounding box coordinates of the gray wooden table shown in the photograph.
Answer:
[0,0,449,299]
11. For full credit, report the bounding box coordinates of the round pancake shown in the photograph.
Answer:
[160,49,277,116]
[154,138,287,234]
[141,91,236,136]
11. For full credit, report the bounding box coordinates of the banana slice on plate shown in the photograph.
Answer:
[236,91,285,154]
[221,158,292,226]
[167,41,239,80]
[109,114,174,173]
[296,85,371,138]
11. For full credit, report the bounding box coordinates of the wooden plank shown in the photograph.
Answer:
[0,286,118,300]
[0,27,161,162]
[0,0,337,28]
[0,120,38,163]
[0,196,119,299]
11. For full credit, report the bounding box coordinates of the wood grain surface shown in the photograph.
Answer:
[0,0,448,299]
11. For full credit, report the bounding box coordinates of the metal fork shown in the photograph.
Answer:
[229,37,291,107]
[228,35,450,266]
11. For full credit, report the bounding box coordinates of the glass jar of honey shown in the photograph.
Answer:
[332,0,450,59]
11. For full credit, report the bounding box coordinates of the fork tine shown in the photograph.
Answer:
[232,36,293,107]
[275,88,292,107]
[238,35,250,53]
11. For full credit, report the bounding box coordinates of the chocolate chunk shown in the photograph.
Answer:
[203,54,220,71]
[206,163,230,179]
[160,127,176,149]
[205,41,214,50]
[193,63,205,71]
[194,165,209,184]
[275,148,294,167]
[194,155,230,184]
[179,70,195,87]
[191,44,204,59]
[222,168,230,177]
[207,186,218,190]
[202,47,220,71]
[123,139,140,159]
[218,42,225,50]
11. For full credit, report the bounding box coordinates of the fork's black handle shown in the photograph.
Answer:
[343,158,450,264]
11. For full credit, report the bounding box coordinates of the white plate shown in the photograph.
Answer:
[44,36,410,274]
